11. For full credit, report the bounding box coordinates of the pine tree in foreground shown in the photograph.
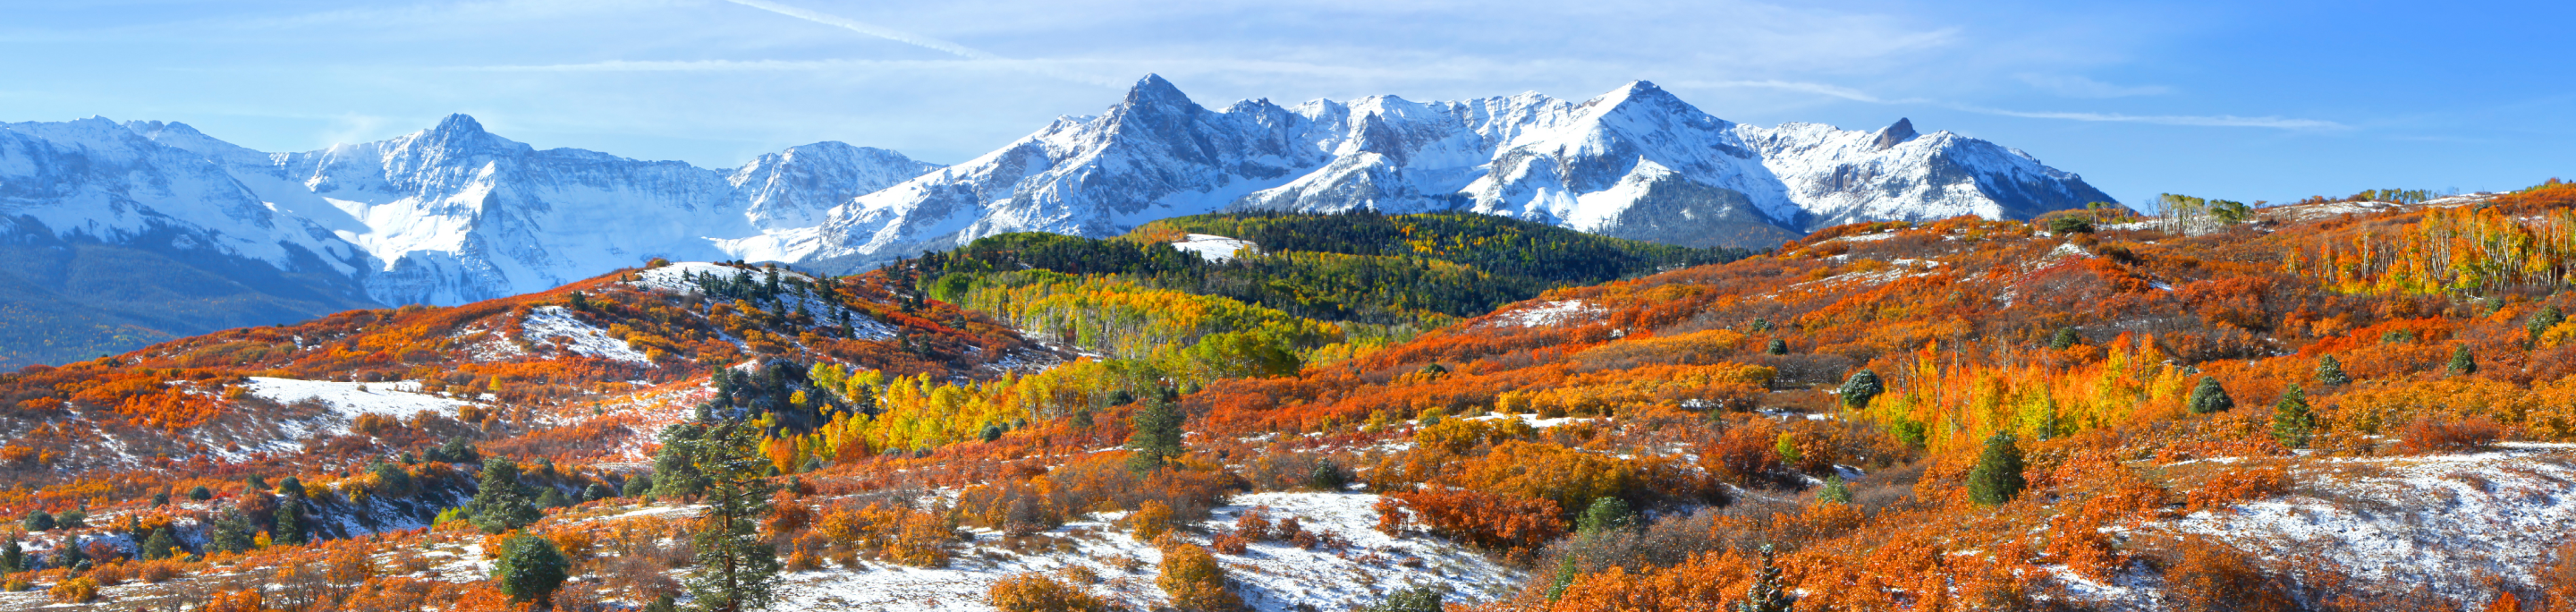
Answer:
[1126,393,1186,474]
[1966,432,2025,506]
[2450,344,2479,376]
[1838,369,1883,410]
[2272,385,2316,448]
[493,534,570,603]
[2186,376,2234,414]
[1733,544,1796,612]
[468,458,541,534]
[683,418,783,612]
[2315,355,2350,387]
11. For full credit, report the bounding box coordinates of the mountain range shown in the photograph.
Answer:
[0,74,2112,366]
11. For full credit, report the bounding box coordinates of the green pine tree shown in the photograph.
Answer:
[2450,344,2479,376]
[2530,305,2565,346]
[1815,475,1852,505]
[140,527,177,560]
[189,486,213,501]
[1126,393,1186,474]
[2048,327,2080,350]
[1575,497,1635,533]
[2271,385,2316,448]
[0,538,21,573]
[1838,370,1884,410]
[494,534,572,603]
[1362,585,1444,612]
[1965,433,2026,506]
[21,511,52,532]
[211,508,256,554]
[2315,355,2351,387]
[682,420,783,612]
[624,473,656,498]
[1733,544,1797,612]
[468,458,542,534]
[2186,376,2234,414]
[1765,338,1789,355]
[274,499,304,546]
[653,423,711,500]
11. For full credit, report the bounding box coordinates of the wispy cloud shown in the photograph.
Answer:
[1675,79,2342,130]
[717,0,1122,88]
[2017,74,2171,98]
[722,0,996,60]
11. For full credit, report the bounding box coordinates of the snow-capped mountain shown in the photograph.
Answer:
[797,75,2114,267]
[128,115,939,305]
[1,74,2109,364]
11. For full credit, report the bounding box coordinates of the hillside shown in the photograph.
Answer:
[2,183,2572,612]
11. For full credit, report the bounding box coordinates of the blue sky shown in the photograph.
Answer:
[3,0,2566,208]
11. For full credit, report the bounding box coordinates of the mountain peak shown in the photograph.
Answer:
[1873,117,1918,150]
[1124,73,1192,107]
[429,114,487,135]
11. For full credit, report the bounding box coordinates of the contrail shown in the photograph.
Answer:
[724,0,998,60]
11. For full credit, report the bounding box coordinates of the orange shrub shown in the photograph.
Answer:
[2395,418,2504,454]
[1377,489,1564,559]
[2185,465,2292,514]
[987,571,1111,612]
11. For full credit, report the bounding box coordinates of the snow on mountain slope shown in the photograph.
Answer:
[8,73,2103,314]
[798,75,2114,268]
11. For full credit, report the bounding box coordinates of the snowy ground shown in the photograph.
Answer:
[774,491,1521,612]
[242,377,480,430]
[521,306,655,363]
[2072,445,2576,609]
[1493,300,1599,328]
[1171,234,1257,263]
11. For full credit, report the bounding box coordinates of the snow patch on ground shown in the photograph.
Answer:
[242,377,481,431]
[521,305,654,363]
[2100,448,2576,608]
[773,491,1521,612]
[1171,234,1256,263]
[627,261,809,293]
[1495,300,1599,327]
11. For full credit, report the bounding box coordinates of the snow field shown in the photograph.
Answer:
[772,491,1521,612]
[1170,234,1256,262]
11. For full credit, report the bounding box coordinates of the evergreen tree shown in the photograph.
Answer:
[20,511,51,532]
[624,473,656,498]
[653,423,712,500]
[61,535,87,569]
[1815,475,1852,505]
[372,462,415,498]
[247,475,270,491]
[1765,338,1789,355]
[2048,327,2080,350]
[274,499,304,546]
[1733,544,1796,612]
[276,477,304,497]
[537,487,569,509]
[682,420,782,612]
[2186,376,2234,414]
[468,458,542,534]
[1575,497,1635,533]
[140,527,177,560]
[1126,394,1186,474]
[210,508,256,554]
[2315,355,2351,387]
[55,508,84,530]
[0,538,20,574]
[1837,370,1884,410]
[189,486,213,501]
[2450,344,2479,376]
[493,534,571,603]
[2272,385,2316,448]
[2531,305,2565,346]
[584,484,614,503]
[1361,585,1444,612]
[1965,433,2026,506]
